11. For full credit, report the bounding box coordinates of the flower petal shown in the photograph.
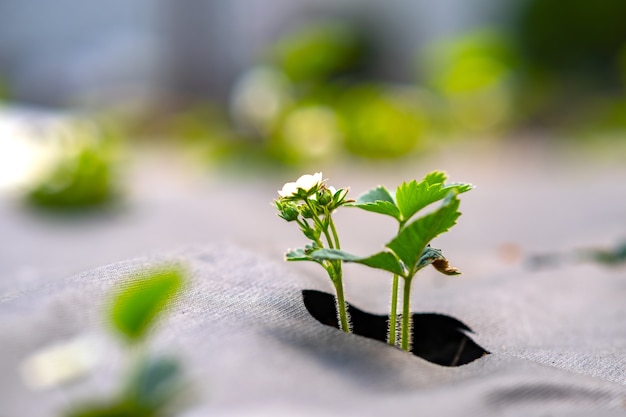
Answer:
[278,181,298,198]
[295,175,315,191]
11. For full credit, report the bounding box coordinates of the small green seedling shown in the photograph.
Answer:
[66,265,188,417]
[276,171,472,352]
[274,172,353,332]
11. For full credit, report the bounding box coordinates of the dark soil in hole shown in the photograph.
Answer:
[303,289,489,366]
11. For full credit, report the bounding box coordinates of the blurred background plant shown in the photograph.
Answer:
[0,0,625,193]
[64,265,189,417]
[417,28,521,134]
[26,120,122,209]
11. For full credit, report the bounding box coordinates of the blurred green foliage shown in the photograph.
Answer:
[418,29,520,132]
[338,85,429,158]
[511,0,626,129]
[269,102,343,163]
[165,7,626,168]
[234,21,433,163]
[421,30,518,96]
[0,78,8,101]
[126,357,184,412]
[27,123,119,209]
[110,266,184,343]
[67,357,185,417]
[65,265,188,417]
[271,22,366,83]
[515,0,626,82]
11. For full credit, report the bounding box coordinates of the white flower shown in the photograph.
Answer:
[278,172,323,198]
[20,335,103,390]
[278,181,298,198]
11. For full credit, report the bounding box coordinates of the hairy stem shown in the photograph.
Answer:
[388,274,399,346]
[401,276,413,352]
[389,222,405,346]
[326,214,349,332]
[332,268,351,333]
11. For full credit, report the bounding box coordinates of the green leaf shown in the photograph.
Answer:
[395,172,473,222]
[358,251,405,276]
[110,266,185,342]
[349,186,400,219]
[285,248,311,261]
[126,356,183,411]
[423,170,447,185]
[285,247,323,264]
[311,248,405,276]
[387,196,461,272]
[355,185,395,204]
[416,246,461,275]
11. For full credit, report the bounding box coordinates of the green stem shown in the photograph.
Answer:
[401,276,413,352]
[305,199,334,249]
[326,213,349,332]
[332,273,351,333]
[296,218,324,248]
[388,274,399,346]
[389,222,405,347]
[328,216,341,249]
[322,229,335,249]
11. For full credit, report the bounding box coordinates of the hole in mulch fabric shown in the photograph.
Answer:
[303,289,489,366]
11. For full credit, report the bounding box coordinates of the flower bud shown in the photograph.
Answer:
[280,203,299,222]
[302,225,321,241]
[300,204,316,218]
[317,188,333,206]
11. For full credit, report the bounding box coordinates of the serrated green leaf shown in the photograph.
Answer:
[395,172,473,222]
[349,186,400,219]
[110,266,185,342]
[387,196,461,272]
[311,248,405,276]
[423,171,447,185]
[354,185,395,204]
[448,183,474,194]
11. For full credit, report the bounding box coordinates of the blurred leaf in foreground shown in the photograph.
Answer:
[67,356,187,417]
[125,356,186,412]
[110,266,185,343]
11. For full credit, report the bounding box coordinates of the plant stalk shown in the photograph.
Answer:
[332,271,351,333]
[400,276,413,351]
[328,216,341,249]
[389,222,405,347]
[388,274,399,346]
[306,199,335,249]
[326,213,349,332]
